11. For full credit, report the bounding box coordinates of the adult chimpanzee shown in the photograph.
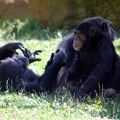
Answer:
[55,19,120,100]
[0,43,66,93]
[57,17,116,81]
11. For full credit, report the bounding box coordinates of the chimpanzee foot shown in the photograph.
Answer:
[103,88,117,97]
[70,86,79,97]
[54,48,67,66]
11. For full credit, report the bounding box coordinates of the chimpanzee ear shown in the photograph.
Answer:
[89,27,96,37]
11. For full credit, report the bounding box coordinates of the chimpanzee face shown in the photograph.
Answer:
[73,22,96,51]
[73,30,86,51]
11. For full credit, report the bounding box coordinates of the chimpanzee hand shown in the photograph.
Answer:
[55,73,68,94]
[7,42,26,53]
[75,89,86,101]
[26,50,42,64]
[7,42,32,57]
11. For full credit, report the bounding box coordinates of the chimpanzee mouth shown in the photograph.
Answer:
[73,45,81,51]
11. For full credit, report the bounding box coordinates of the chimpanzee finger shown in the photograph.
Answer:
[34,58,41,61]
[44,53,54,69]
[29,58,41,63]
[13,43,31,58]
[70,86,79,97]
[17,43,26,52]
[23,48,31,57]
[33,50,42,55]
[50,53,54,61]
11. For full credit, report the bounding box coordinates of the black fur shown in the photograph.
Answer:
[56,18,120,100]
[57,17,116,80]
[0,43,66,94]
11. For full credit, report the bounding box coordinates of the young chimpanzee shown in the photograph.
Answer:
[57,17,116,82]
[0,42,66,93]
[55,19,120,100]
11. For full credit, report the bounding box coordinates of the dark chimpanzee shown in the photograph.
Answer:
[57,17,116,82]
[0,42,66,93]
[55,18,120,100]
[0,42,42,63]
[0,42,41,91]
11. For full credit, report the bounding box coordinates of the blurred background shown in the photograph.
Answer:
[0,0,120,29]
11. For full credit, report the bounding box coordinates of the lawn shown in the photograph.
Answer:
[0,18,120,120]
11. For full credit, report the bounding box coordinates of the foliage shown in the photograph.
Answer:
[0,19,120,120]
[0,17,72,40]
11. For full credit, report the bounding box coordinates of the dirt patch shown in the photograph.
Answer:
[0,0,30,20]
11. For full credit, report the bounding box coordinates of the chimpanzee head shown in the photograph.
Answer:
[73,21,98,51]
[73,17,116,51]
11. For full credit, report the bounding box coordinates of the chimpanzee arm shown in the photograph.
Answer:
[24,50,66,93]
[0,42,26,60]
[0,42,42,63]
[25,62,64,93]
[44,53,54,70]
[39,48,66,92]
[77,39,113,95]
[26,50,42,64]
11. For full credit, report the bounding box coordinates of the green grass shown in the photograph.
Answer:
[0,18,120,120]
[0,17,72,40]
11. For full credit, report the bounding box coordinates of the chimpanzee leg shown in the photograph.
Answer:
[39,63,63,92]
[24,80,40,93]
[24,48,66,93]
[24,66,61,93]
[24,57,63,93]
[104,61,120,96]
[39,48,66,92]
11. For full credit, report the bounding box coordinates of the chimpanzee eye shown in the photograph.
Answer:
[79,32,84,36]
